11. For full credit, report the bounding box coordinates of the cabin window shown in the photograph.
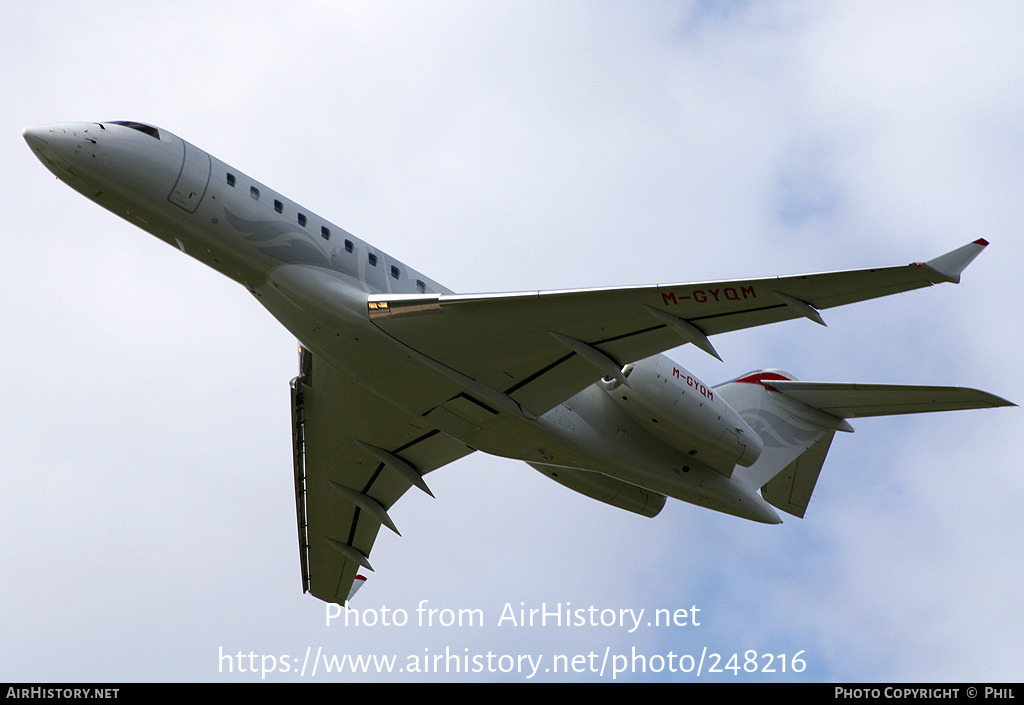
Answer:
[297,213,307,227]
[416,280,426,293]
[321,226,330,240]
[250,186,260,200]
[344,239,354,253]
[274,200,283,213]
[390,265,400,279]
[368,253,377,266]
[226,173,236,187]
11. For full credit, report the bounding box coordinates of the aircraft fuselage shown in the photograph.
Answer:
[23,121,795,523]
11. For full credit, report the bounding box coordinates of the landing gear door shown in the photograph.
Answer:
[168,139,211,213]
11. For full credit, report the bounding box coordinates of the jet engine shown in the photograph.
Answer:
[600,355,762,470]
[527,462,666,517]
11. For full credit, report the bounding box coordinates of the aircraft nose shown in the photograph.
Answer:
[23,124,52,151]
[23,123,82,180]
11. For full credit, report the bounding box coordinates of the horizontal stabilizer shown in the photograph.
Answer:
[766,381,1015,418]
[716,368,1014,519]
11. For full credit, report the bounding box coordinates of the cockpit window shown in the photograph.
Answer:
[108,121,161,140]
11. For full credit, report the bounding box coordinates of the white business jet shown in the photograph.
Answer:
[24,121,1013,604]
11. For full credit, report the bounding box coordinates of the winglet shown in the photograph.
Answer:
[346,575,367,604]
[923,239,989,284]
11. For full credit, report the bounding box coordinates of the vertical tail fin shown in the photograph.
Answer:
[715,370,1013,519]
[715,371,850,519]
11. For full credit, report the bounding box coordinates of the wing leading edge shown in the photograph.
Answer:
[367,240,990,417]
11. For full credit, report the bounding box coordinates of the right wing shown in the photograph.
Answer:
[291,347,474,604]
[368,240,991,417]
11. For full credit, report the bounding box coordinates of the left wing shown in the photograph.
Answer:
[368,240,989,416]
[291,348,473,604]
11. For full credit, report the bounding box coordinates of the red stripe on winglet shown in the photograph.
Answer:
[974,238,989,246]
[733,372,792,385]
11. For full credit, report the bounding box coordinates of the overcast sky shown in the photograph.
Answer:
[3,0,1023,683]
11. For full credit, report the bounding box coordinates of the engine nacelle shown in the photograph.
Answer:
[601,355,762,469]
[528,462,666,517]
